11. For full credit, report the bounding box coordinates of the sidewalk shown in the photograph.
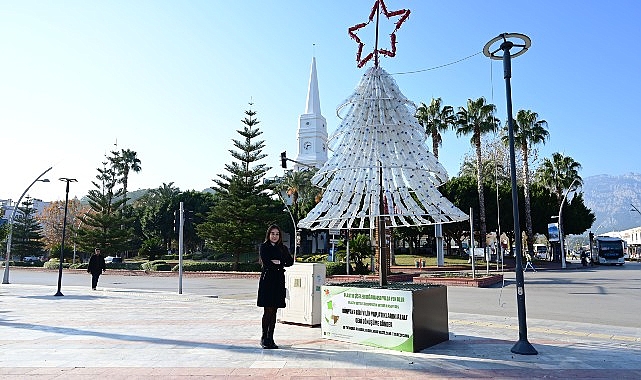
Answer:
[0,283,639,379]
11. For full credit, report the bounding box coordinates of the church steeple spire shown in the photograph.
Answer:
[295,56,328,170]
[305,57,321,115]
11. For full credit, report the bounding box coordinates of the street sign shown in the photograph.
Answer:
[329,239,342,244]
[329,229,341,235]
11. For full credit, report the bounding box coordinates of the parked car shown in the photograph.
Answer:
[466,248,486,258]
[104,256,123,264]
[23,256,40,262]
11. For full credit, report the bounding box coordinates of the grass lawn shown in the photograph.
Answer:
[394,255,475,267]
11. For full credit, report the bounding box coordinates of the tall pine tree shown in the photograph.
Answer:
[197,104,282,269]
[11,198,45,259]
[75,158,132,256]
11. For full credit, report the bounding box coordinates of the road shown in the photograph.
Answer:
[6,261,640,327]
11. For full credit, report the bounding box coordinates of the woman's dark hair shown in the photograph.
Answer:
[264,224,283,245]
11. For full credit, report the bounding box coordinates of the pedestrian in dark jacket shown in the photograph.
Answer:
[87,248,106,290]
[257,224,294,349]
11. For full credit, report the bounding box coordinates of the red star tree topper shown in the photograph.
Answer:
[348,0,411,68]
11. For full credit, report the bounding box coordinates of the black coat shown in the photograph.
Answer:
[87,254,106,275]
[256,242,294,308]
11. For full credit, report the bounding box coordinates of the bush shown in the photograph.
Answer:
[108,262,143,270]
[325,262,347,276]
[172,261,261,272]
[43,259,70,270]
[298,254,328,262]
[70,263,88,270]
[142,260,172,271]
[10,260,44,267]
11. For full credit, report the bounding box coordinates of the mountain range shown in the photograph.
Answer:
[581,172,641,234]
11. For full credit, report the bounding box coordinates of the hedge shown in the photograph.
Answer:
[172,261,262,272]
[142,260,172,271]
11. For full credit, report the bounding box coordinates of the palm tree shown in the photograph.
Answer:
[455,97,500,248]
[502,110,549,254]
[150,182,181,202]
[110,149,142,207]
[536,152,583,204]
[275,169,316,221]
[415,98,455,159]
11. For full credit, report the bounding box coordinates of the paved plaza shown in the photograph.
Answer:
[0,278,639,379]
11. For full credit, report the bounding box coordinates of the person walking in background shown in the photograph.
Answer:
[257,224,294,349]
[87,248,106,290]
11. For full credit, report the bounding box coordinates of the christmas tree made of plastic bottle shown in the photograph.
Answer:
[298,65,468,230]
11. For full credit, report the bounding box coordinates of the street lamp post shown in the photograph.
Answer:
[282,204,298,261]
[54,177,77,297]
[559,178,580,269]
[3,167,52,284]
[484,33,537,355]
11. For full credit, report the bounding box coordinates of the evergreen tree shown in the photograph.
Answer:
[75,159,132,256]
[197,104,282,269]
[11,198,45,259]
[176,190,215,252]
[137,182,181,253]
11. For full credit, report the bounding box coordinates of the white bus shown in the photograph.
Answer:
[591,236,625,265]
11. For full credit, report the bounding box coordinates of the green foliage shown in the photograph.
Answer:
[135,183,180,254]
[535,152,582,202]
[197,105,283,270]
[298,254,328,262]
[346,234,372,274]
[108,262,142,270]
[325,262,347,276]
[75,153,134,256]
[172,261,262,272]
[455,97,500,246]
[415,97,455,159]
[138,237,164,261]
[43,259,70,270]
[11,199,46,259]
[109,148,142,208]
[141,260,172,271]
[0,223,9,243]
[49,243,74,262]
[9,260,45,267]
[563,192,595,235]
[274,169,321,222]
[176,190,216,251]
[70,262,88,269]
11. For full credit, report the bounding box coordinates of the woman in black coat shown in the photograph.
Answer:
[257,224,294,349]
[87,248,106,290]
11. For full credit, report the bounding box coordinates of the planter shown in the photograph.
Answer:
[414,273,503,288]
[321,282,448,352]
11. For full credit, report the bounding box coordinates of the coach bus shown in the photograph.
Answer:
[591,236,626,265]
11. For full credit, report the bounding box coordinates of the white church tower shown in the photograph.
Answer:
[295,57,328,170]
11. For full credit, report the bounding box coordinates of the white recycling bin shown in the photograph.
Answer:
[279,263,326,326]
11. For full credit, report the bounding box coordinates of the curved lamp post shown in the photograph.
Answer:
[3,167,52,284]
[559,178,580,269]
[281,201,298,261]
[54,177,77,296]
[484,33,537,355]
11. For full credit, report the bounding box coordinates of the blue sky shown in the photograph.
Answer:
[1,1,639,202]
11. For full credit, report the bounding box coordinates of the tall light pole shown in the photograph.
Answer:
[559,178,580,269]
[282,202,297,261]
[54,177,77,296]
[484,32,537,355]
[3,166,52,284]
